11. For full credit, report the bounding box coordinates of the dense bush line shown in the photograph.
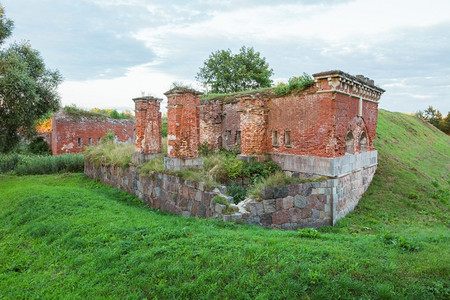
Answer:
[0,153,84,175]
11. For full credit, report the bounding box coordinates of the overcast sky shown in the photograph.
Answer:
[2,0,450,114]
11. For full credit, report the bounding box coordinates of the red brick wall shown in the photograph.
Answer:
[165,89,202,158]
[200,101,223,149]
[239,97,268,156]
[51,111,134,155]
[133,97,162,154]
[200,100,241,151]
[134,99,147,153]
[267,88,339,157]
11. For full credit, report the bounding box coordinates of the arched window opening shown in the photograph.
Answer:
[359,131,368,152]
[345,131,354,154]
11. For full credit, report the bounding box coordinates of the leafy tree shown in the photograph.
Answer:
[415,106,449,134]
[0,6,62,152]
[196,46,273,93]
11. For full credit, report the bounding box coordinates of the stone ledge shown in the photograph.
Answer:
[132,152,163,164]
[164,157,204,171]
[270,151,377,177]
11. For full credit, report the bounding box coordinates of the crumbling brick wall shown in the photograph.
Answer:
[200,100,240,151]
[133,96,162,155]
[165,88,202,158]
[51,111,134,155]
[200,71,383,159]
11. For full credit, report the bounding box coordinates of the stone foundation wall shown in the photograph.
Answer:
[84,159,376,229]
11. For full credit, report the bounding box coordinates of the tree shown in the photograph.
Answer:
[0,5,62,152]
[196,46,273,93]
[415,106,449,134]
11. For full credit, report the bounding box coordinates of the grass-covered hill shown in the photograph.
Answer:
[0,109,448,299]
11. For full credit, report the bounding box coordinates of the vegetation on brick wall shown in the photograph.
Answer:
[84,133,135,168]
[63,105,134,120]
[273,73,315,96]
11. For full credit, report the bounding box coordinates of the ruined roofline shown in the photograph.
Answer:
[164,87,203,96]
[200,88,275,104]
[54,109,134,122]
[132,96,163,102]
[312,70,385,93]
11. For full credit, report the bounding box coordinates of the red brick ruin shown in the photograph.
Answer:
[87,69,387,228]
[51,111,134,155]
[132,70,384,174]
[163,87,204,170]
[132,96,163,164]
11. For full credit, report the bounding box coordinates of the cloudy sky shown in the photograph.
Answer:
[2,0,450,114]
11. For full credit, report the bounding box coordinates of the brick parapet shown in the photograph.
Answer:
[313,70,385,102]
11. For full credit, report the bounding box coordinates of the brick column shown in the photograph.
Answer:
[132,96,163,164]
[237,96,268,162]
[163,88,204,170]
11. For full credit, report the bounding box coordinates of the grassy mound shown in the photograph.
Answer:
[0,109,448,298]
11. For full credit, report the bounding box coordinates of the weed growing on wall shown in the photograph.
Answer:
[274,73,315,96]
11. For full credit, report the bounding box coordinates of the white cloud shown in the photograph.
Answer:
[134,0,450,59]
[58,63,179,112]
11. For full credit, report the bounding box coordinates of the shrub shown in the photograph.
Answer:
[27,136,51,155]
[226,184,247,203]
[199,142,215,156]
[274,73,314,96]
[14,154,84,175]
[0,153,19,173]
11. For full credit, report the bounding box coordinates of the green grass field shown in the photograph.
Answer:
[0,110,449,299]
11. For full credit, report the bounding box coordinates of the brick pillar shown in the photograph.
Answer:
[132,96,163,164]
[163,87,204,170]
[237,96,268,162]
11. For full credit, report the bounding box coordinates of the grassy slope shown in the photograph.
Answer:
[0,110,449,299]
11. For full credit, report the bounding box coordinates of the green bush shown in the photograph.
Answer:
[27,136,51,155]
[0,153,19,173]
[274,73,314,96]
[226,184,247,203]
[13,154,84,175]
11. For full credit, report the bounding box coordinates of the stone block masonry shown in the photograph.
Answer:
[85,159,376,229]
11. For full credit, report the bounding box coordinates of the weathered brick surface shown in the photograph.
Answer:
[200,100,241,151]
[238,96,268,155]
[165,88,202,158]
[51,111,134,155]
[133,96,162,154]
[198,70,383,159]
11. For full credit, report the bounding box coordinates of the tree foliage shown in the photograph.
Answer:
[415,106,450,134]
[0,5,62,152]
[196,46,273,93]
